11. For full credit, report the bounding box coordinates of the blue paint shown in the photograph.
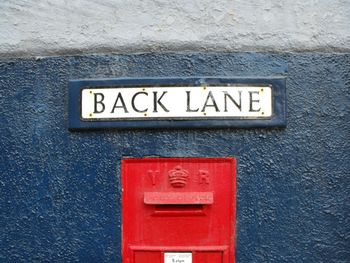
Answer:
[0,53,349,262]
[68,77,286,129]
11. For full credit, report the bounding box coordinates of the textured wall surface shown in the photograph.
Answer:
[0,52,349,262]
[1,0,350,58]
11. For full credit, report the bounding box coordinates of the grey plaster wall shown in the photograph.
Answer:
[1,0,350,58]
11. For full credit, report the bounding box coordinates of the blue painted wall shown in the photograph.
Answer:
[0,53,349,262]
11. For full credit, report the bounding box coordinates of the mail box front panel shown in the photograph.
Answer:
[122,158,236,263]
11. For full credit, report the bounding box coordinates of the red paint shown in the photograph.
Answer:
[122,158,236,263]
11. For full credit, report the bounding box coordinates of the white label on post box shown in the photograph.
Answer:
[164,252,192,263]
[81,86,272,120]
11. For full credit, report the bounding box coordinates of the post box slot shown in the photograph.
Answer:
[154,204,205,216]
[144,192,214,205]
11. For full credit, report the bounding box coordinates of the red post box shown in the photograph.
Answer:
[122,158,236,263]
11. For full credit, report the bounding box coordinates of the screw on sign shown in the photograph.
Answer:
[80,86,272,120]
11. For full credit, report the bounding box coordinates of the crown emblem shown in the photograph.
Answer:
[168,166,189,188]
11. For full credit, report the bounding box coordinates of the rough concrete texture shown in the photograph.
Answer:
[0,0,349,58]
[0,52,349,262]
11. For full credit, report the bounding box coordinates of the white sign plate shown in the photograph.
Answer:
[81,86,272,120]
[164,252,192,263]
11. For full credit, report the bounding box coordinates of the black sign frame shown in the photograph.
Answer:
[68,77,286,130]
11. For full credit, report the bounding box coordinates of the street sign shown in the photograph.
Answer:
[81,86,272,120]
[68,77,286,129]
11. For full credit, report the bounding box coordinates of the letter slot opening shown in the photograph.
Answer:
[144,192,213,216]
[154,204,205,216]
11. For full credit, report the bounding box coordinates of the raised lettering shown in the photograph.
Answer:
[111,92,128,113]
[131,92,148,113]
[249,91,261,112]
[153,91,169,112]
[201,91,219,112]
[186,91,199,112]
[224,91,242,111]
[93,93,105,113]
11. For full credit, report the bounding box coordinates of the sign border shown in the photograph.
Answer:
[68,77,286,130]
